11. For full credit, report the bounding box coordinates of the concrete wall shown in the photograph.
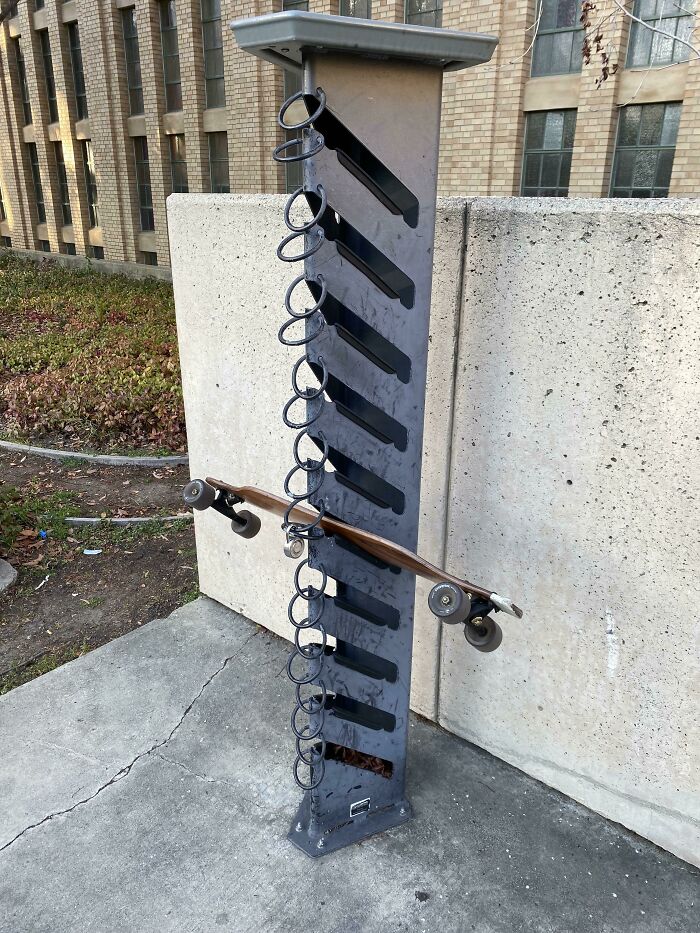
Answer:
[168,194,700,867]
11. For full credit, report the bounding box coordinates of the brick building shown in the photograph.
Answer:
[0,0,698,269]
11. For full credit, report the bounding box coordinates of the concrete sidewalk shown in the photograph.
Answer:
[1,599,696,933]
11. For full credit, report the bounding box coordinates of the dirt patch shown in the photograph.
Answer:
[0,451,198,693]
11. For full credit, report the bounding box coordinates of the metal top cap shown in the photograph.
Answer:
[231,11,497,74]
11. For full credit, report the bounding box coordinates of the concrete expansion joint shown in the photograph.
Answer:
[0,639,254,856]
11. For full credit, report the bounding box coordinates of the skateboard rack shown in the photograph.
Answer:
[229,12,498,858]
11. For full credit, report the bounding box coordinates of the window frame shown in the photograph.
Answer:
[67,23,88,121]
[626,0,696,69]
[340,0,372,17]
[54,141,72,226]
[14,40,32,126]
[159,0,183,113]
[168,134,189,193]
[27,142,46,224]
[121,8,144,117]
[39,30,59,123]
[520,109,577,197]
[133,136,155,232]
[82,139,99,228]
[531,0,584,77]
[404,0,442,28]
[201,0,225,109]
[609,101,682,198]
[207,131,230,193]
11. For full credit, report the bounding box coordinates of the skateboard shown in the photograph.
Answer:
[183,477,523,653]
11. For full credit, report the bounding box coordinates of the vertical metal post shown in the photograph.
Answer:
[233,12,497,858]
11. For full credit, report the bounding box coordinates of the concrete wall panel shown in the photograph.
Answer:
[440,198,700,867]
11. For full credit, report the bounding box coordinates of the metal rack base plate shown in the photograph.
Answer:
[288,795,413,858]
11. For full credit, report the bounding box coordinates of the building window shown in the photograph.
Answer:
[65,242,76,255]
[1,236,12,248]
[82,140,99,227]
[35,0,45,9]
[133,137,154,231]
[140,251,158,266]
[207,132,229,192]
[521,109,576,196]
[67,23,88,120]
[405,0,442,28]
[122,8,144,116]
[39,239,51,252]
[54,142,72,225]
[87,245,104,260]
[201,0,225,108]
[341,0,371,16]
[168,134,188,193]
[0,187,5,221]
[27,143,46,223]
[160,0,182,112]
[627,0,696,68]
[282,0,308,8]
[532,0,583,77]
[14,41,32,126]
[610,101,681,197]
[39,30,59,123]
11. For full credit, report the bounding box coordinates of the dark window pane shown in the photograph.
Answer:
[28,143,46,223]
[169,134,188,193]
[562,110,577,149]
[54,141,72,225]
[532,0,583,77]
[525,111,546,150]
[39,30,58,123]
[559,150,572,188]
[82,140,99,228]
[655,148,675,188]
[208,132,229,193]
[14,40,32,125]
[122,9,144,116]
[523,153,541,188]
[541,152,561,188]
[68,23,88,120]
[614,149,636,188]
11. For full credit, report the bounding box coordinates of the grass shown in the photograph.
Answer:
[0,254,185,453]
[0,482,76,557]
[0,642,91,696]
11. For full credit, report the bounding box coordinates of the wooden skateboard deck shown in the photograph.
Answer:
[206,476,523,619]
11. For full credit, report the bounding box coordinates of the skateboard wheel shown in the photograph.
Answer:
[464,616,502,653]
[231,510,261,540]
[428,582,470,624]
[284,538,305,559]
[183,478,216,511]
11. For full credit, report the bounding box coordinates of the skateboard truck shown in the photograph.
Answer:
[183,478,261,540]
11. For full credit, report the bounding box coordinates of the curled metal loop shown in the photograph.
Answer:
[284,184,327,233]
[277,87,327,131]
[293,752,325,791]
[275,86,331,791]
[273,132,325,164]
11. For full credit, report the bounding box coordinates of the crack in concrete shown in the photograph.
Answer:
[155,752,270,815]
[0,639,254,855]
